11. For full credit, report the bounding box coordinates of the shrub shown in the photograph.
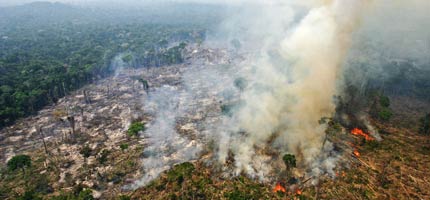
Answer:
[127,122,145,137]
[98,149,110,164]
[379,95,390,107]
[80,145,92,158]
[119,143,129,151]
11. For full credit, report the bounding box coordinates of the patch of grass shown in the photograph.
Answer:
[225,187,255,200]
[50,187,94,200]
[364,140,380,151]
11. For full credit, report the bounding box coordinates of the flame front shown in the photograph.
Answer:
[351,128,374,141]
[273,183,286,193]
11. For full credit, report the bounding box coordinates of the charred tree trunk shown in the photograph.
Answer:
[80,107,85,122]
[67,116,75,135]
[83,90,91,104]
[37,126,48,155]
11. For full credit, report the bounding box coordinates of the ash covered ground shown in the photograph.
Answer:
[0,44,247,196]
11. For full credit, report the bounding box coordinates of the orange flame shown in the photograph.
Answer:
[273,183,286,193]
[336,171,346,177]
[353,149,360,157]
[296,189,302,195]
[351,128,374,141]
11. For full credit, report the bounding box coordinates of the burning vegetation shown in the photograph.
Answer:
[351,128,375,141]
[273,183,286,193]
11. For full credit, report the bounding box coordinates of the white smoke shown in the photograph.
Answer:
[128,85,202,189]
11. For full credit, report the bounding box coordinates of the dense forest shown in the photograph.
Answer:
[0,2,218,127]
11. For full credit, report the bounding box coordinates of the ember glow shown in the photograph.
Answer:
[351,128,374,141]
[353,149,361,157]
[273,183,286,193]
[296,189,302,195]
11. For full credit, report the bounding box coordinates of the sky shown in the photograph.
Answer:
[0,0,314,7]
[0,0,241,7]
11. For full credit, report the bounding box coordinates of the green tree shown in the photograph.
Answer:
[282,154,296,171]
[282,154,296,180]
[7,154,31,173]
[419,113,430,135]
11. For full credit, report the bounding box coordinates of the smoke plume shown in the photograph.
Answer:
[216,0,372,180]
